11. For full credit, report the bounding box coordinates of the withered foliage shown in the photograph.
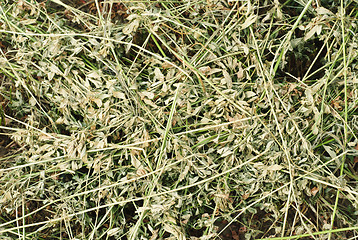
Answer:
[0,0,357,239]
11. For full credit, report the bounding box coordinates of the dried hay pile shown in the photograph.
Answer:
[0,0,357,239]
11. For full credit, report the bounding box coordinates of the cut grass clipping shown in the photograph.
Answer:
[0,0,358,239]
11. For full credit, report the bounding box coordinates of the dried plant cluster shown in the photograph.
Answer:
[0,0,357,239]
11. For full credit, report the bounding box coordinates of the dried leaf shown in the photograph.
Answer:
[267,164,283,171]
[316,7,334,15]
[304,25,322,41]
[223,70,232,89]
[123,19,140,35]
[154,67,165,82]
[241,14,257,29]
[112,91,126,99]
[311,187,319,196]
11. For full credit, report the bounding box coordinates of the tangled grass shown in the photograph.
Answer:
[0,0,357,239]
